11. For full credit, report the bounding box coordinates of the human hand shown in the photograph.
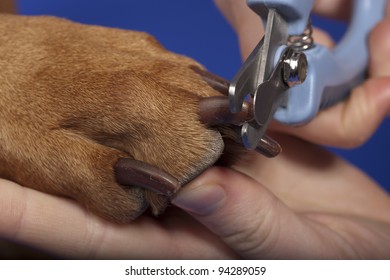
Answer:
[214,0,390,147]
[0,178,238,259]
[172,136,390,259]
[167,0,390,259]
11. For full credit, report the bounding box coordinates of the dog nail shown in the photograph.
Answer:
[115,158,180,196]
[256,135,282,157]
[199,96,253,126]
[190,66,229,96]
[172,183,226,216]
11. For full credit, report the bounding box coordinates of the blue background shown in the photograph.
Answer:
[16,0,389,192]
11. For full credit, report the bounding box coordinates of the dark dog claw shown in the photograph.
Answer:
[256,135,281,158]
[199,96,253,126]
[199,96,281,157]
[190,66,229,96]
[115,158,180,196]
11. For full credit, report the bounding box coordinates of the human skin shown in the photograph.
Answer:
[172,0,390,258]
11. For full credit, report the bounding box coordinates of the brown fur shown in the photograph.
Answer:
[0,14,236,223]
[0,0,16,14]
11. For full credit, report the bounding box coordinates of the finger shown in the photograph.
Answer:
[272,77,390,147]
[314,1,390,21]
[0,179,133,259]
[215,0,335,59]
[215,0,263,60]
[312,27,335,49]
[0,179,102,258]
[214,0,262,34]
[172,167,347,259]
[369,19,390,77]
[312,0,353,20]
[0,179,232,259]
[273,15,390,147]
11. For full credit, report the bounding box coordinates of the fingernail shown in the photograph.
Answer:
[172,184,226,216]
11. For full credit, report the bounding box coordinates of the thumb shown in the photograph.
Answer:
[172,167,337,259]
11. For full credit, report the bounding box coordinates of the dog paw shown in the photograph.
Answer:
[0,14,241,222]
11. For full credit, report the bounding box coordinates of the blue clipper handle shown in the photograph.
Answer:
[247,0,314,35]
[248,0,386,125]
